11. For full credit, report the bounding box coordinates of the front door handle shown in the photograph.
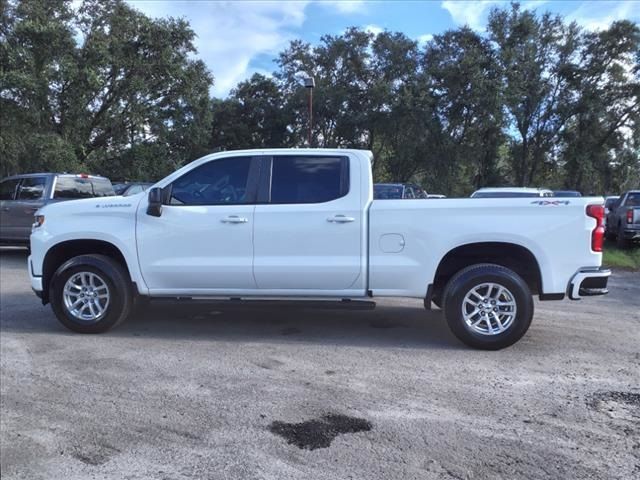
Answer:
[327,214,355,223]
[221,215,248,224]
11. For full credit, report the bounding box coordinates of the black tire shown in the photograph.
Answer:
[605,225,616,241]
[50,254,133,333]
[442,263,534,350]
[431,296,443,309]
[616,223,629,249]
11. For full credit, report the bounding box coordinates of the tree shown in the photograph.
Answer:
[276,28,374,148]
[0,0,213,180]
[561,20,640,193]
[210,73,290,150]
[488,3,580,187]
[420,27,505,194]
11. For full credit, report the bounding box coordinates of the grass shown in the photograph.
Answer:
[602,240,640,270]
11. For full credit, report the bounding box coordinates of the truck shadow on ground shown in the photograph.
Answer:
[116,300,460,349]
[0,249,460,350]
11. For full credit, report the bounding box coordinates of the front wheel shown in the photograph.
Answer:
[50,254,133,333]
[442,264,534,350]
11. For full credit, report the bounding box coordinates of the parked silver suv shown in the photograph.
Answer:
[0,173,114,246]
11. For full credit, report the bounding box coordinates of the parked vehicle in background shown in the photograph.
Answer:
[29,149,610,350]
[0,173,114,246]
[553,190,582,197]
[603,196,620,228]
[605,190,640,247]
[471,187,554,198]
[374,183,428,199]
[113,182,153,196]
[427,194,447,199]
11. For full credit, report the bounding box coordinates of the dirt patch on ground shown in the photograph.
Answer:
[269,414,372,450]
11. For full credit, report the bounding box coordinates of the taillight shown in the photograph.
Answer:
[627,209,633,224]
[586,204,605,252]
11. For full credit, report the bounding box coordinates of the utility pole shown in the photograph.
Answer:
[303,76,315,147]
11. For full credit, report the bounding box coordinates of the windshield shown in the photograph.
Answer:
[626,193,640,206]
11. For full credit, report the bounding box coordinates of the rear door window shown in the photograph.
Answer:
[16,177,47,200]
[0,179,21,200]
[270,156,348,204]
[53,176,113,199]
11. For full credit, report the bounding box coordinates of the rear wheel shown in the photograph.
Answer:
[605,224,616,241]
[50,254,132,333]
[616,223,629,248]
[442,264,533,350]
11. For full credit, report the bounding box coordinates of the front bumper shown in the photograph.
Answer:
[568,268,611,300]
[28,255,43,294]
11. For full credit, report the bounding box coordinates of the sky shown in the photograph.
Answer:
[124,0,640,98]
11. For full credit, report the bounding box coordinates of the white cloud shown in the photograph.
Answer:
[417,33,434,46]
[567,1,640,31]
[441,0,548,31]
[126,1,310,97]
[441,0,502,30]
[319,0,367,14]
[364,24,383,36]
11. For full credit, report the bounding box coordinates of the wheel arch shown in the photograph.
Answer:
[41,239,132,304]
[431,242,542,301]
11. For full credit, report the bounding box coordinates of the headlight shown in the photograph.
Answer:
[32,215,45,229]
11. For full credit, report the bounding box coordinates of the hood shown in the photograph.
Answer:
[38,195,142,219]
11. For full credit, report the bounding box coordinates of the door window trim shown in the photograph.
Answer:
[164,156,261,206]
[258,155,350,205]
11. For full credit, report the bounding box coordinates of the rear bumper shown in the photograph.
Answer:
[622,227,640,240]
[568,268,611,300]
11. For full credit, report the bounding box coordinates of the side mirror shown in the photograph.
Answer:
[147,187,163,217]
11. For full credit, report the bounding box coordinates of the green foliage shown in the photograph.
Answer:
[603,240,640,270]
[1,0,213,180]
[210,4,638,196]
[1,1,638,194]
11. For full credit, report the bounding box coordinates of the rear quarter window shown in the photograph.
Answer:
[270,156,349,204]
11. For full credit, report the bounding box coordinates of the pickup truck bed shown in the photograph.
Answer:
[28,149,610,349]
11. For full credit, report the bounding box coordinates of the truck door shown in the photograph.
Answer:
[253,154,363,291]
[136,156,260,293]
[0,178,21,241]
[11,176,48,241]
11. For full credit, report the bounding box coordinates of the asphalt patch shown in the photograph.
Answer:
[280,327,301,335]
[269,413,372,450]
[589,391,640,423]
[369,319,405,329]
[589,391,640,408]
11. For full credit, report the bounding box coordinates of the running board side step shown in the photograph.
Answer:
[150,298,377,310]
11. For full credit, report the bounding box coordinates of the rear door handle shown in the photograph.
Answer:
[221,215,248,224]
[1,207,9,212]
[327,215,355,223]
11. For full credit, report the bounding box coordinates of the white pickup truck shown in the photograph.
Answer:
[28,149,611,349]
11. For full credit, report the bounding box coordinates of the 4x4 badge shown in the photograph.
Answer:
[531,200,570,206]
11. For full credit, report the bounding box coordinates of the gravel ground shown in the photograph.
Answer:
[1,248,639,480]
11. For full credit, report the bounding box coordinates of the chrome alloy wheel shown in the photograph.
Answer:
[461,282,517,336]
[62,272,110,322]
